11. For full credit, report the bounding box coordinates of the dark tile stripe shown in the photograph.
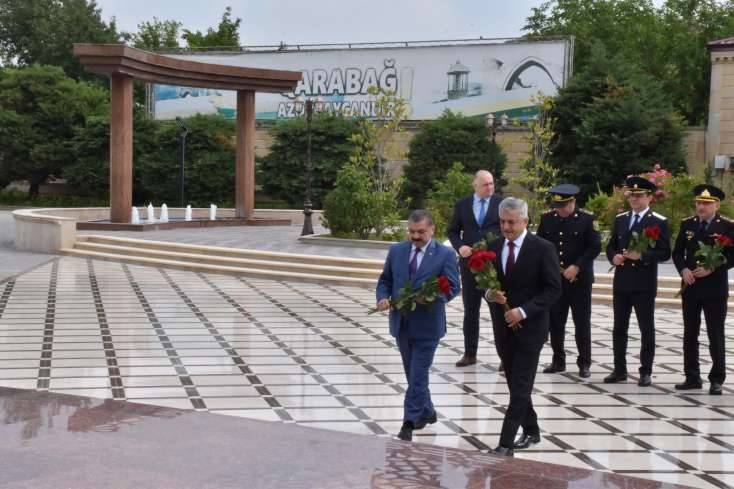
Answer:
[121,264,206,410]
[87,259,125,400]
[0,279,15,318]
[36,260,58,390]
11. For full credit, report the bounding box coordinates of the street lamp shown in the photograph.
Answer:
[175,117,190,209]
[300,99,314,236]
[485,112,496,143]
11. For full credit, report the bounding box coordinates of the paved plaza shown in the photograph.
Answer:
[0,250,733,489]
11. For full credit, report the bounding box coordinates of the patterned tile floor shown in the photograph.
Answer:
[1,257,733,489]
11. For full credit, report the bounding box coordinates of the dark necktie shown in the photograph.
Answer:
[506,241,515,275]
[409,247,422,280]
[630,213,640,230]
[477,198,487,224]
[698,220,708,238]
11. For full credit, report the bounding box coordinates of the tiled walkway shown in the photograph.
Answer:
[1,256,733,489]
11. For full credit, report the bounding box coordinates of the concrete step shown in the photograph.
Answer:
[78,235,385,270]
[73,241,381,280]
[62,247,376,288]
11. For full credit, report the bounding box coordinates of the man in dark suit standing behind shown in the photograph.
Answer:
[605,176,671,387]
[448,170,503,367]
[376,210,461,441]
[672,184,734,395]
[484,197,562,456]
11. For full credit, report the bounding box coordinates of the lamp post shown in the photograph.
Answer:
[485,112,496,143]
[300,99,314,236]
[175,117,190,209]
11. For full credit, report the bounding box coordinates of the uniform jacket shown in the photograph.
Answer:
[537,208,601,284]
[376,239,461,340]
[605,209,672,292]
[672,213,734,298]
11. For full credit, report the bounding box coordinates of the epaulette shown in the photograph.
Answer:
[651,211,667,220]
[682,215,696,222]
[719,215,734,223]
[579,208,595,216]
[542,209,554,216]
[616,211,628,218]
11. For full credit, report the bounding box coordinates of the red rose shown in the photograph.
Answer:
[644,225,661,241]
[716,234,734,247]
[437,275,451,295]
[483,251,497,262]
[468,253,487,272]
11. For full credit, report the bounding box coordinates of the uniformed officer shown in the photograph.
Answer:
[605,176,671,387]
[672,184,734,395]
[537,184,601,378]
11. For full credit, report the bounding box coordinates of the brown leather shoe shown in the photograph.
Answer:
[455,355,477,367]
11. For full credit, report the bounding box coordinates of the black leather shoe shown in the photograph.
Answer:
[543,364,566,374]
[675,378,703,390]
[397,422,413,441]
[638,374,652,387]
[603,371,627,383]
[414,411,437,430]
[513,432,541,449]
[455,355,477,367]
[710,382,723,395]
[579,367,591,378]
[490,446,514,457]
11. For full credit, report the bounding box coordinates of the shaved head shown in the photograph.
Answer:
[473,170,495,198]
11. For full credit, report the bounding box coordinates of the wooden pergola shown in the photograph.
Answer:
[73,44,301,223]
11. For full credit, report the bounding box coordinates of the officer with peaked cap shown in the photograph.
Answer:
[672,184,734,395]
[605,176,671,387]
[537,184,601,379]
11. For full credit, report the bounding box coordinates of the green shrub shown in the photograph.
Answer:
[257,114,360,208]
[404,110,507,208]
[425,162,473,239]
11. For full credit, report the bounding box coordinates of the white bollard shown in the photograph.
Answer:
[209,204,217,221]
[185,205,192,221]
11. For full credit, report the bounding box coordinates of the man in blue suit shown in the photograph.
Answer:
[376,210,461,442]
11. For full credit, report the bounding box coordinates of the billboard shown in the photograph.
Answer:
[152,38,573,121]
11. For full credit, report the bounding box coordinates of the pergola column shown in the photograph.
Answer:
[236,90,256,219]
[109,75,133,223]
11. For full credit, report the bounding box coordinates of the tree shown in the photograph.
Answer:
[183,7,241,49]
[523,0,734,125]
[127,17,182,50]
[404,110,507,208]
[516,94,559,225]
[257,114,359,208]
[425,162,474,239]
[0,0,120,80]
[549,45,686,201]
[0,65,108,196]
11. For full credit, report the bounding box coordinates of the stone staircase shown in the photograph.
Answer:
[64,235,734,307]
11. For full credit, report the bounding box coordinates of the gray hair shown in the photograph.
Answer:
[498,197,528,219]
[408,209,434,226]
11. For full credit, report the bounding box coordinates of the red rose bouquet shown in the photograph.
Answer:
[370,274,452,315]
[469,235,521,331]
[609,224,662,272]
[676,233,734,297]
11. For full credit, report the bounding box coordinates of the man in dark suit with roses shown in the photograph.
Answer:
[483,197,561,456]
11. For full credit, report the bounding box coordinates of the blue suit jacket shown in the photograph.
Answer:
[376,239,461,340]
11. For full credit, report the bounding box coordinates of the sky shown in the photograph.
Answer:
[93,0,554,46]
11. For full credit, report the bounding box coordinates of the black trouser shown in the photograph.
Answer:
[460,265,488,357]
[495,335,543,448]
[612,290,656,375]
[682,295,727,384]
[548,279,592,369]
